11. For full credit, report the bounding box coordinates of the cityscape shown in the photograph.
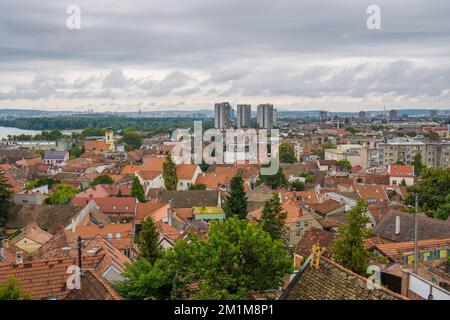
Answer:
[0,0,449,314]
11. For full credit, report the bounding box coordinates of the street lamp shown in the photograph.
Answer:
[62,236,83,272]
[405,193,419,274]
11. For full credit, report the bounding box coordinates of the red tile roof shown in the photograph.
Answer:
[0,255,103,299]
[72,197,136,215]
[72,223,133,250]
[141,156,165,172]
[176,164,198,180]
[389,164,414,177]
[354,184,389,203]
[135,201,168,222]
[312,199,344,215]
[136,170,162,180]
[83,140,111,152]
[374,238,450,262]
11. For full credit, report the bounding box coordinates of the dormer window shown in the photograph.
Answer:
[116,233,121,239]
[108,233,113,239]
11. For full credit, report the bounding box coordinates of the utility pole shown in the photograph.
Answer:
[414,193,419,274]
[77,236,82,273]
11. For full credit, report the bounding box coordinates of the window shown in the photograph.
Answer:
[107,233,113,239]
[304,222,309,227]
[115,233,121,239]
[296,222,301,227]
[112,206,116,210]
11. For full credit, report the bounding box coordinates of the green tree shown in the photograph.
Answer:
[138,217,161,264]
[0,276,33,300]
[69,145,82,159]
[121,129,143,150]
[412,152,425,176]
[337,159,352,171]
[115,218,292,300]
[91,174,114,186]
[195,218,292,299]
[290,180,306,191]
[259,192,287,241]
[163,155,178,191]
[258,165,287,190]
[300,172,314,184]
[26,177,61,190]
[131,176,146,203]
[0,170,13,227]
[332,199,370,275]
[43,184,78,205]
[223,174,248,219]
[434,194,450,220]
[279,143,297,163]
[188,183,206,190]
[406,167,450,219]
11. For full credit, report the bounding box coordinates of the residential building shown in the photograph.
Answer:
[325,144,368,168]
[425,141,450,168]
[5,223,53,254]
[379,139,426,166]
[214,102,232,129]
[237,104,251,128]
[176,164,202,190]
[257,104,274,129]
[389,109,398,120]
[43,150,69,165]
[388,164,415,186]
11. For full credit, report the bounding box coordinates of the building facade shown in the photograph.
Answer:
[257,104,274,129]
[214,102,232,129]
[236,104,251,128]
[379,139,426,166]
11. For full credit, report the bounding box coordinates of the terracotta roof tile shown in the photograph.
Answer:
[374,238,450,262]
[295,228,339,258]
[281,256,406,300]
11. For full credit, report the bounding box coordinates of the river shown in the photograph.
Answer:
[0,126,80,139]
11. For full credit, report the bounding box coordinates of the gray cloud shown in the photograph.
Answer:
[0,0,449,110]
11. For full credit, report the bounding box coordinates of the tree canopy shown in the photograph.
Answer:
[412,152,425,176]
[0,276,33,300]
[121,128,143,150]
[43,184,78,205]
[406,167,450,220]
[115,218,292,300]
[259,192,287,241]
[131,176,146,202]
[337,159,352,171]
[332,199,370,275]
[0,170,13,227]
[223,174,248,220]
[188,183,207,190]
[163,155,178,191]
[137,217,161,264]
[258,165,287,190]
[91,174,114,186]
[290,180,306,191]
[279,143,297,163]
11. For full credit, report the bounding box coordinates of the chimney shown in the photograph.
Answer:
[15,251,24,264]
[71,218,76,233]
[395,216,401,235]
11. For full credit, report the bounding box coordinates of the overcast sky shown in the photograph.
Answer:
[1,0,449,112]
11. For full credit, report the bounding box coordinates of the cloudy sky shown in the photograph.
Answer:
[1,0,449,112]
